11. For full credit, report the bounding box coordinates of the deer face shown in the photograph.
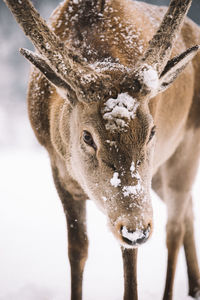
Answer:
[66,93,155,248]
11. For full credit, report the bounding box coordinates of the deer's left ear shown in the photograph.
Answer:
[158,45,200,93]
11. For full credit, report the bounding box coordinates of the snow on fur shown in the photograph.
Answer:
[102,93,139,132]
[121,226,145,243]
[123,183,143,197]
[110,172,121,187]
[142,65,159,91]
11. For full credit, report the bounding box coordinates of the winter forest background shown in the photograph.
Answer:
[0,1,200,299]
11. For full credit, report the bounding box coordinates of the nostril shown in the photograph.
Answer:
[120,224,151,246]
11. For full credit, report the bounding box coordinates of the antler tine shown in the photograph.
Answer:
[142,0,192,75]
[4,0,106,102]
[4,0,68,70]
[4,0,58,50]
[4,0,81,90]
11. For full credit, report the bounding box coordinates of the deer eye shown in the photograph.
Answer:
[83,131,97,150]
[148,126,156,143]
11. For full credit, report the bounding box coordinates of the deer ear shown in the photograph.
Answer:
[20,48,76,104]
[158,45,200,93]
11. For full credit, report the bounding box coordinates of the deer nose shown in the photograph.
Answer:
[120,224,151,246]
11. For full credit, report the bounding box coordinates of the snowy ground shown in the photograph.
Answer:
[0,123,200,300]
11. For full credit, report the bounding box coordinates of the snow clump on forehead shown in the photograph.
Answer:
[102,93,139,132]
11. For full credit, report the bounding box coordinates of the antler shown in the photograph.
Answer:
[142,0,192,74]
[134,0,200,97]
[3,0,110,103]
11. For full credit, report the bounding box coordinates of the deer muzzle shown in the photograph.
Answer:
[108,203,153,249]
[120,224,151,246]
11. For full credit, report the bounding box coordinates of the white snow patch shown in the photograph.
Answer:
[110,172,121,188]
[121,226,145,243]
[106,140,117,148]
[130,161,135,174]
[102,93,139,132]
[123,182,143,197]
[130,162,141,180]
[131,170,141,181]
[102,196,107,202]
[142,65,159,91]
[120,162,144,197]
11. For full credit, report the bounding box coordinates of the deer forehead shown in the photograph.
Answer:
[101,92,140,132]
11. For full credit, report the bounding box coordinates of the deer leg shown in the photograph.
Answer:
[121,247,138,300]
[52,166,88,300]
[65,199,88,300]
[183,197,200,299]
[161,131,200,300]
[163,207,186,300]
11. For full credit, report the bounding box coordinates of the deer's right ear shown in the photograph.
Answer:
[158,45,200,93]
[20,48,76,104]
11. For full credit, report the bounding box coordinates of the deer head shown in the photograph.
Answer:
[4,0,199,248]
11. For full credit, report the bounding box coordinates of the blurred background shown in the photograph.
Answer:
[0,0,58,149]
[0,1,200,300]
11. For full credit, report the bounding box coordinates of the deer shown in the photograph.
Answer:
[3,0,200,299]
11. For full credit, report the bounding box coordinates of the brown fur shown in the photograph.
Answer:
[4,0,200,299]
